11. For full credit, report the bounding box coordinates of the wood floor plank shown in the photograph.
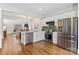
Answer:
[0,34,76,55]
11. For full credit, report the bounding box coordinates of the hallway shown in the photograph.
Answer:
[0,34,22,55]
[0,34,75,55]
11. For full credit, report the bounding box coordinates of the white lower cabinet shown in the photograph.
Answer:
[21,31,45,45]
[40,32,45,40]
[52,32,58,44]
[21,31,57,45]
[33,31,45,42]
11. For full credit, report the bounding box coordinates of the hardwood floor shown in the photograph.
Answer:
[0,34,75,55]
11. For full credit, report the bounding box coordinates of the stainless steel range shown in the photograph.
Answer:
[45,32,53,42]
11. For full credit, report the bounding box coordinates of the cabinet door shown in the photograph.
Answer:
[60,36,65,48]
[58,32,65,48]
[63,18,71,34]
[33,32,40,42]
[21,33,26,45]
[57,36,61,46]
[21,33,24,43]
[65,36,71,50]
[53,32,57,44]
[27,33,33,43]
[40,31,45,40]
[72,17,78,53]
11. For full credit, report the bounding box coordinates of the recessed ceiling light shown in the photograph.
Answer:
[38,8,42,11]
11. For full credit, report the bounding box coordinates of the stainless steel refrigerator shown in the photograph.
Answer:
[58,17,78,53]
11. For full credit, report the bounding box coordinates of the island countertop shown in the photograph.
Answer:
[21,31,33,33]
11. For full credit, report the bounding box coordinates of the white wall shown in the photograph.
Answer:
[32,17,42,31]
[0,9,3,48]
[3,17,26,33]
[3,15,42,33]
[26,16,41,32]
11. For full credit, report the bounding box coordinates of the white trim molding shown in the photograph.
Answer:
[0,8,3,48]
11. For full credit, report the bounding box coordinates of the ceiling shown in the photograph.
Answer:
[0,3,73,18]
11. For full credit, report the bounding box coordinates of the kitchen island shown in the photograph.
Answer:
[21,31,45,45]
[21,31,33,45]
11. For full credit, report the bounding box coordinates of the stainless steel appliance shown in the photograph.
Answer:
[58,17,78,53]
[45,32,52,42]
